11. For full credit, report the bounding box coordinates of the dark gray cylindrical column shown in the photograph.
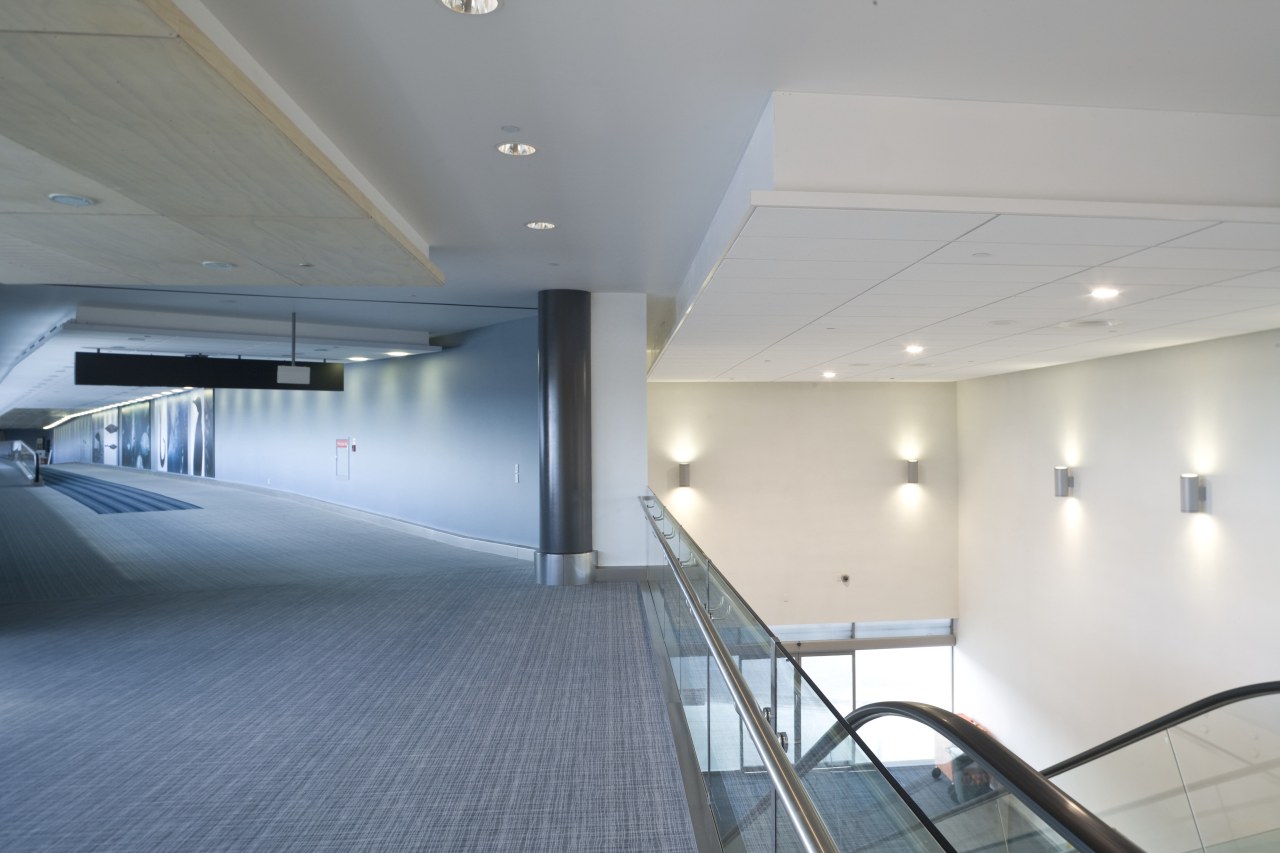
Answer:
[536,289,594,585]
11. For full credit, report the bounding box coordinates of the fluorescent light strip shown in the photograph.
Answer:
[44,387,192,430]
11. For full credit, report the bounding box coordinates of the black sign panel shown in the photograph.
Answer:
[75,352,345,391]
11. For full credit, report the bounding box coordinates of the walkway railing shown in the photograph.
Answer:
[641,490,1144,853]
[8,440,39,482]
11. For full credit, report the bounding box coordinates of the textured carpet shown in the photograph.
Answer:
[37,466,199,514]
[0,466,697,852]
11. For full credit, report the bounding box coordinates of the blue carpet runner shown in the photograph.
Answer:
[40,467,200,514]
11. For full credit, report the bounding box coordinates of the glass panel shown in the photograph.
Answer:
[1053,731,1201,852]
[1172,694,1280,852]
[856,716,1081,852]
[856,647,954,765]
[801,655,855,766]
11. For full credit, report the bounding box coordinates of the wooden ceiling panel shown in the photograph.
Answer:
[0,232,145,285]
[0,0,173,36]
[0,33,361,219]
[0,133,157,215]
[0,213,297,285]
[171,216,447,287]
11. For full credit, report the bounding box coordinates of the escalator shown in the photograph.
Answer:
[640,492,1277,853]
[1042,683,1280,853]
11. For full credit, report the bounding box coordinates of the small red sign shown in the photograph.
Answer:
[336,438,349,448]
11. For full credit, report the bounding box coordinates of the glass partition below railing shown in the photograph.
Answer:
[642,491,1142,853]
[1053,693,1280,853]
[642,494,944,853]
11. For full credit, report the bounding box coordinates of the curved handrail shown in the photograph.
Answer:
[800,701,1145,853]
[1042,680,1280,777]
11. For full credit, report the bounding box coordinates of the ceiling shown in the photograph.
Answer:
[2,0,1280,427]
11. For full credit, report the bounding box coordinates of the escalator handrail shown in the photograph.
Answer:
[804,701,1145,853]
[1041,680,1280,778]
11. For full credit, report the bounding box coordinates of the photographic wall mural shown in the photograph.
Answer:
[119,401,152,469]
[52,389,214,478]
[153,388,215,478]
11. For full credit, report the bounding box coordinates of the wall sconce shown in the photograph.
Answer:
[1054,466,1074,497]
[905,459,919,484]
[678,462,691,488]
[1180,474,1206,513]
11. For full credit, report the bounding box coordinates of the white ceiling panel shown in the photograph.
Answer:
[1057,267,1245,287]
[708,277,883,295]
[742,207,992,241]
[728,236,943,263]
[957,215,1214,246]
[889,263,1085,283]
[1108,247,1280,270]
[1220,270,1280,289]
[923,242,1142,267]
[1162,223,1280,250]
[687,291,856,315]
[869,278,1038,298]
[713,259,907,280]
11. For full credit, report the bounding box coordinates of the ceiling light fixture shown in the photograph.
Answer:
[1090,287,1120,300]
[200,261,237,269]
[526,221,556,230]
[47,193,97,207]
[496,142,536,156]
[822,371,836,379]
[440,0,501,14]
[385,351,411,357]
[905,344,925,355]
[348,356,370,362]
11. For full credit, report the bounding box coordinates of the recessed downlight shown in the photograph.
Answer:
[385,351,411,357]
[348,356,370,362]
[822,371,836,379]
[1090,287,1120,300]
[526,221,556,231]
[905,344,925,355]
[496,142,536,156]
[200,260,237,269]
[440,0,501,13]
[47,193,97,207]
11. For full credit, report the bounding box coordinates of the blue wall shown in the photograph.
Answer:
[215,317,540,547]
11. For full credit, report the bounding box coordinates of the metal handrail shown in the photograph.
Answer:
[640,496,842,853]
[1042,680,1280,778]
[797,702,1145,853]
[9,440,39,482]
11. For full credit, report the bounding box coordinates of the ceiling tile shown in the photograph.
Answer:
[957,214,1214,246]
[1219,270,1280,289]
[690,291,855,315]
[728,236,943,263]
[1058,266,1244,286]
[741,208,992,241]
[924,242,1142,266]
[713,258,906,280]
[708,276,882,295]
[1108,247,1280,270]
[1162,223,1280,251]
[890,263,1084,283]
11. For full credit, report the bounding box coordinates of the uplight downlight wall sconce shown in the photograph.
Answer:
[678,463,691,488]
[905,459,919,484]
[1054,466,1074,497]
[1181,474,1207,513]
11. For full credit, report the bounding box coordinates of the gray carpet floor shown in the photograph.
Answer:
[1,465,698,852]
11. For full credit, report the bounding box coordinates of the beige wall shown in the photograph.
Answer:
[955,329,1280,766]
[648,381,958,625]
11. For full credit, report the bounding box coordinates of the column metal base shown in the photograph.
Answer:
[535,551,596,586]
